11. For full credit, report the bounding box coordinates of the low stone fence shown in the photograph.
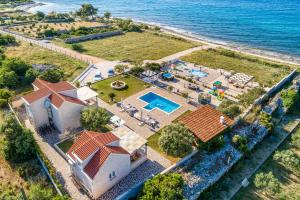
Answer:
[64,31,123,44]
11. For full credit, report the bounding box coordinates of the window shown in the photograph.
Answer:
[109,171,116,180]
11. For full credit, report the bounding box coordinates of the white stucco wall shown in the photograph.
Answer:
[51,105,63,132]
[57,101,85,133]
[91,153,131,198]
[25,96,49,128]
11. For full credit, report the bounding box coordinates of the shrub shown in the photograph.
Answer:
[108,92,116,102]
[238,87,265,108]
[145,62,161,71]
[28,184,53,200]
[280,88,298,112]
[159,123,194,157]
[0,69,18,89]
[232,134,248,153]
[80,107,110,132]
[129,66,144,76]
[198,135,225,152]
[39,68,65,83]
[25,68,39,84]
[114,64,128,74]
[71,43,85,52]
[138,173,184,200]
[273,150,300,173]
[218,100,241,119]
[254,172,280,195]
[259,112,274,133]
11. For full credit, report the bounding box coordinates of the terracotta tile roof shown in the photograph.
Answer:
[23,79,85,108]
[67,131,129,179]
[180,105,234,142]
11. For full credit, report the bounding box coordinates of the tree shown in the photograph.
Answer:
[218,100,241,119]
[145,63,161,71]
[114,64,128,74]
[259,112,274,133]
[76,4,98,19]
[35,11,45,21]
[138,173,184,200]
[0,88,12,107]
[2,58,31,76]
[71,43,85,52]
[25,68,39,84]
[104,11,111,19]
[0,69,18,88]
[254,172,280,195]
[108,92,116,102]
[80,107,110,131]
[273,150,300,173]
[280,89,298,112]
[159,123,194,157]
[130,66,144,76]
[232,134,248,153]
[39,68,64,83]
[28,184,53,200]
[198,135,225,152]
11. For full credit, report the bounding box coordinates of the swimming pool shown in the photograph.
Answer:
[139,92,181,114]
[189,69,208,78]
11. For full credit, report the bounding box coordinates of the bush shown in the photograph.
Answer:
[39,68,65,83]
[25,68,39,84]
[254,172,280,195]
[218,100,241,119]
[0,68,18,89]
[158,123,194,157]
[80,107,110,132]
[71,43,85,52]
[273,150,300,173]
[259,112,274,133]
[145,62,161,71]
[114,64,128,74]
[232,134,248,153]
[138,173,184,200]
[238,87,265,108]
[28,184,53,200]
[280,88,298,112]
[129,66,144,76]
[198,135,225,152]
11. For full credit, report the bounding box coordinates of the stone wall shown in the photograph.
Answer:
[64,31,122,44]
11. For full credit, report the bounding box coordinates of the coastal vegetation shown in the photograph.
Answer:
[91,75,151,104]
[80,107,111,132]
[55,31,199,63]
[181,48,292,86]
[4,41,87,80]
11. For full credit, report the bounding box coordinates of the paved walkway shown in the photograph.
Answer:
[24,120,90,200]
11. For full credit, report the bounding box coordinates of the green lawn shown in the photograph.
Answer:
[57,138,74,153]
[55,31,199,63]
[5,41,88,80]
[91,75,151,104]
[147,110,192,163]
[181,48,293,87]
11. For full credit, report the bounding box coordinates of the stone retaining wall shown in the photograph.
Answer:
[64,31,122,44]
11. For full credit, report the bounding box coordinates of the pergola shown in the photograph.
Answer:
[77,86,99,105]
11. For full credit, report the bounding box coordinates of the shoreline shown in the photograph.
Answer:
[26,1,300,66]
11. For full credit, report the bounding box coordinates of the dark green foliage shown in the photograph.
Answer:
[130,66,144,76]
[291,129,300,149]
[280,88,299,112]
[76,4,98,19]
[1,114,36,163]
[158,123,194,157]
[115,18,142,32]
[80,107,110,132]
[42,28,58,37]
[0,88,12,107]
[145,63,162,71]
[25,68,39,84]
[71,43,85,52]
[0,34,16,46]
[2,58,31,76]
[0,68,18,88]
[39,68,65,83]
[198,135,225,152]
[273,150,300,174]
[138,173,184,200]
[35,11,45,21]
[28,184,53,200]
[217,100,241,119]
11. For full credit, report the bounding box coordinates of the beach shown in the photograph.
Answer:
[25,0,300,65]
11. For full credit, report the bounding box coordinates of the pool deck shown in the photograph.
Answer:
[98,86,197,139]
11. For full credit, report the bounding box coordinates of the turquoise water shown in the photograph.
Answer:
[31,0,300,57]
[140,92,181,114]
[189,69,208,78]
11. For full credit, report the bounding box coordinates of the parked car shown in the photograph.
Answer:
[108,69,115,77]
[93,71,102,82]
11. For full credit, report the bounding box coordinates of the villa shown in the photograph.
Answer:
[66,126,147,198]
[180,105,234,142]
[22,79,97,133]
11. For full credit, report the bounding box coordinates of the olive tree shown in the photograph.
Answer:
[80,107,110,131]
[159,123,194,157]
[254,172,280,195]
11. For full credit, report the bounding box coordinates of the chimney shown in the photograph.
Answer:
[220,116,225,125]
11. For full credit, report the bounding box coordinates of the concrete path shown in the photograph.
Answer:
[24,120,90,200]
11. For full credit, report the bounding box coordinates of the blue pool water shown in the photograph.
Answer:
[139,92,181,114]
[162,73,173,79]
[30,0,300,57]
[189,69,208,78]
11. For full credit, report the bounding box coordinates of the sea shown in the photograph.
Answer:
[28,0,300,59]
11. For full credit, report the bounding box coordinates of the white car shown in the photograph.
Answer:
[93,71,102,82]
